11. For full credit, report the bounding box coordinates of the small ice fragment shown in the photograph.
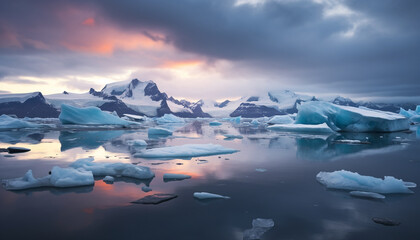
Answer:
[197,160,208,164]
[131,193,177,204]
[193,192,230,199]
[255,168,267,173]
[134,144,238,159]
[268,123,334,133]
[127,139,148,146]
[349,191,385,199]
[163,173,191,182]
[333,140,370,144]
[372,217,400,226]
[7,147,31,153]
[404,182,417,188]
[103,176,115,184]
[209,121,222,126]
[141,186,152,192]
[223,134,243,139]
[147,127,173,136]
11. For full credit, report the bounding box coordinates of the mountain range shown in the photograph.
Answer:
[0,79,417,118]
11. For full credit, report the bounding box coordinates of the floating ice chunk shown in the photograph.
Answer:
[223,116,241,124]
[399,108,415,118]
[103,176,115,183]
[123,114,145,122]
[127,139,148,146]
[156,114,185,124]
[193,192,230,199]
[404,182,417,188]
[255,168,267,172]
[332,139,370,144]
[316,170,415,194]
[3,167,94,190]
[350,191,385,199]
[148,127,173,136]
[59,104,132,125]
[134,144,238,159]
[267,115,294,125]
[223,134,243,139]
[163,173,191,181]
[243,218,274,240]
[296,101,409,132]
[131,193,177,204]
[267,123,334,133]
[141,186,152,192]
[0,115,47,129]
[209,121,222,126]
[7,146,31,153]
[70,157,154,179]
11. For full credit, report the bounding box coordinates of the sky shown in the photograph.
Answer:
[0,0,419,102]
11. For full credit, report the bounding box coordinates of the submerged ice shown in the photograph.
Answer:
[134,144,238,159]
[316,170,416,194]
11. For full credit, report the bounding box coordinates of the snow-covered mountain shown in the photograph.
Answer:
[0,79,417,118]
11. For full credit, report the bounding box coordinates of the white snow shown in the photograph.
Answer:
[3,167,94,190]
[209,121,222,126]
[349,191,385,199]
[0,115,48,129]
[134,144,238,159]
[163,173,191,180]
[316,170,415,194]
[156,114,185,124]
[167,101,192,113]
[267,115,294,125]
[123,114,146,121]
[46,92,108,109]
[103,176,115,183]
[127,139,148,146]
[59,104,132,125]
[193,192,230,199]
[0,92,41,103]
[69,157,155,179]
[296,101,409,132]
[267,123,334,133]
[147,127,173,136]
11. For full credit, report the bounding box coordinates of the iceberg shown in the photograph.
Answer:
[163,173,191,181]
[69,158,155,179]
[0,115,47,129]
[156,114,185,124]
[399,106,420,123]
[148,127,173,136]
[316,170,415,194]
[59,104,132,125]
[267,115,294,125]
[296,101,409,132]
[349,191,385,199]
[209,121,222,126]
[267,123,334,133]
[193,192,230,199]
[127,139,148,146]
[3,167,94,190]
[134,144,238,159]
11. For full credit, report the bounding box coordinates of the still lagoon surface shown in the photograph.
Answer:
[1,119,420,240]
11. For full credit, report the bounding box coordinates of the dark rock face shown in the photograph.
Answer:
[144,82,167,101]
[0,92,59,118]
[372,217,401,226]
[247,96,259,102]
[99,101,144,117]
[215,100,230,108]
[230,103,284,117]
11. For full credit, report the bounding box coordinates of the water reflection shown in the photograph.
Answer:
[59,130,125,151]
[0,130,45,144]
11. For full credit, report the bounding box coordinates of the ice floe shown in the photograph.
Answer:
[3,167,94,190]
[134,144,238,159]
[349,191,385,199]
[296,101,409,132]
[316,170,416,194]
[267,115,294,125]
[0,115,48,129]
[70,157,155,179]
[193,192,230,199]
[156,114,185,124]
[59,104,132,125]
[163,173,191,181]
[147,127,173,136]
[267,123,334,133]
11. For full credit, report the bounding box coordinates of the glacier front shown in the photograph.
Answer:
[295,101,409,132]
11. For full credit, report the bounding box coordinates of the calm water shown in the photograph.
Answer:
[1,120,420,240]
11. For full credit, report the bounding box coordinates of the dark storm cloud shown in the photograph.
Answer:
[0,0,419,100]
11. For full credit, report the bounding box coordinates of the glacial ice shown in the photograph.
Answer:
[3,167,94,190]
[127,139,148,146]
[69,157,155,179]
[349,191,385,199]
[163,173,191,181]
[134,144,238,159]
[0,114,47,129]
[296,101,409,132]
[156,114,185,124]
[223,116,241,124]
[193,192,230,199]
[103,176,115,183]
[267,123,334,133]
[267,115,294,125]
[147,127,173,136]
[209,121,222,126]
[59,104,132,125]
[399,106,420,123]
[316,170,415,194]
